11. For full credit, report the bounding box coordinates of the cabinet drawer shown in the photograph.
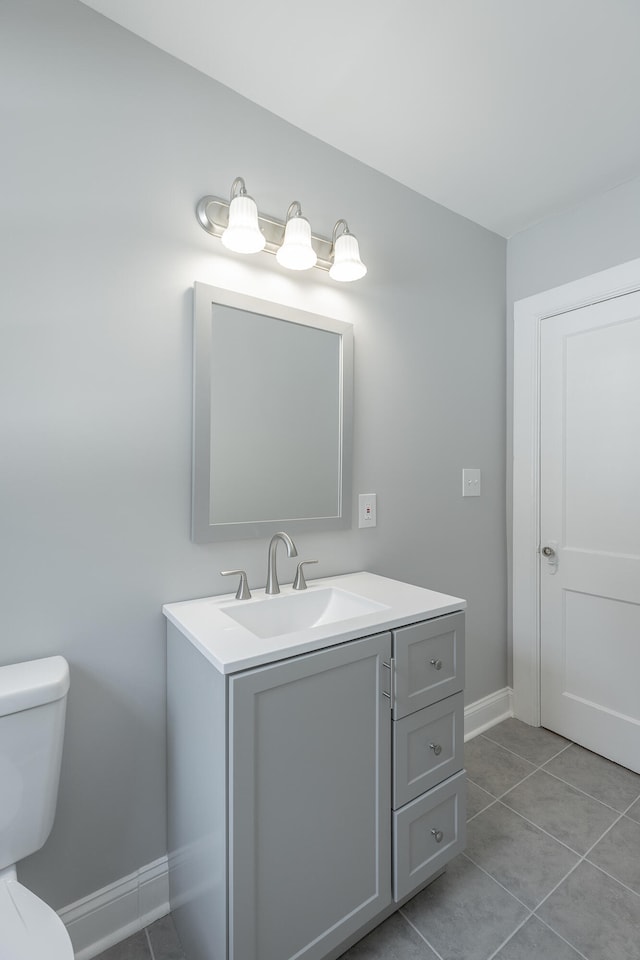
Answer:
[392,612,464,719]
[393,770,466,902]
[393,692,464,809]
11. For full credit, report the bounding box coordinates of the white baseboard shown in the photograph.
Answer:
[464,687,514,741]
[58,856,169,960]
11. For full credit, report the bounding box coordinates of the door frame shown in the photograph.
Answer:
[512,256,640,725]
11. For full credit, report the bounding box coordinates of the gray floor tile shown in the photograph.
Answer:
[93,931,151,960]
[465,802,579,908]
[466,780,495,820]
[537,860,640,960]
[146,914,185,960]
[483,719,570,766]
[401,854,529,960]
[502,769,618,853]
[493,916,583,959]
[627,797,640,823]
[464,736,536,798]
[543,743,640,812]
[587,815,640,894]
[338,911,439,959]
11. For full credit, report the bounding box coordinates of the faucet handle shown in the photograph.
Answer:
[220,569,251,600]
[292,560,318,591]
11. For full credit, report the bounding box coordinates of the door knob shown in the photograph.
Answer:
[541,540,559,574]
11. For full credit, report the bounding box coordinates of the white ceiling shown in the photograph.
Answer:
[79,0,640,237]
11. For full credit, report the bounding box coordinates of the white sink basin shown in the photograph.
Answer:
[163,572,466,674]
[219,587,389,639]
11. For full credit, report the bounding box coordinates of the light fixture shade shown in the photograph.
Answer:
[276,216,317,270]
[329,233,367,282]
[221,194,266,254]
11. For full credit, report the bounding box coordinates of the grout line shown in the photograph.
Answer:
[578,807,628,859]
[472,799,585,857]
[476,734,542,766]
[619,795,640,818]
[534,915,591,960]
[479,733,573,770]
[465,775,499,800]
[531,858,583,915]
[583,859,640,901]
[468,732,577,810]
[398,910,446,960]
[540,739,575,763]
[459,853,533,913]
[493,766,540,801]
[484,914,534,960]
[145,926,156,960]
[466,797,499,824]
[540,766,638,814]
[530,805,632,918]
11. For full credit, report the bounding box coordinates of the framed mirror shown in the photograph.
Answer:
[192,283,353,542]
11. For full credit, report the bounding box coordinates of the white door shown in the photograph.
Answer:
[539,291,640,773]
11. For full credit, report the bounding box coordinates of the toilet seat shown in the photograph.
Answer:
[0,878,74,959]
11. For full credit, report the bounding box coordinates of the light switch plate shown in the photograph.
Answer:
[462,468,481,497]
[358,493,377,527]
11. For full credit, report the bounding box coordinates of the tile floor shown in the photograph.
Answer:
[95,719,640,960]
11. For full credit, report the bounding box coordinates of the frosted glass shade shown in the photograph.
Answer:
[329,233,367,281]
[221,195,265,254]
[276,216,317,270]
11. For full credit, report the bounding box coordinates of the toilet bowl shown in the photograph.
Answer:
[0,656,74,959]
[0,867,74,959]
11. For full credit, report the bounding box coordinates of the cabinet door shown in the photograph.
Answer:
[229,633,392,960]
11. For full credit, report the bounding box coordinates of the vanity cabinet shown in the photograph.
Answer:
[166,584,465,960]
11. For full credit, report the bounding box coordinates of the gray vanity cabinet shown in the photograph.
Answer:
[228,632,393,960]
[166,602,465,960]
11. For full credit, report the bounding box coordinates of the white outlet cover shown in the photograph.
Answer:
[462,469,481,497]
[358,493,377,527]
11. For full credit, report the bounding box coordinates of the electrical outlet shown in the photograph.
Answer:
[358,493,377,527]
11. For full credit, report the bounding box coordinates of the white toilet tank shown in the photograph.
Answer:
[0,656,70,872]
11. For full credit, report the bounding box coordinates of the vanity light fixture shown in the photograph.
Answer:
[196,178,367,281]
[329,219,367,282]
[275,202,317,271]
[220,177,266,254]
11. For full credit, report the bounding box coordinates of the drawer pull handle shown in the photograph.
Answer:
[431,828,444,843]
[429,742,443,756]
[429,658,443,670]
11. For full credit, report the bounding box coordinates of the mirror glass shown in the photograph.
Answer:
[192,283,353,542]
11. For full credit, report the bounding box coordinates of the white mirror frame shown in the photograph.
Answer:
[192,282,354,543]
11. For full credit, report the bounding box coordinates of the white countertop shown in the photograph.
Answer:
[163,572,466,675]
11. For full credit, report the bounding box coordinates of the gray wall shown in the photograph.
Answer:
[508,177,640,304]
[506,176,640,684]
[2,0,506,909]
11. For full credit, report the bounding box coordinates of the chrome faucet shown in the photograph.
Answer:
[266,532,298,595]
